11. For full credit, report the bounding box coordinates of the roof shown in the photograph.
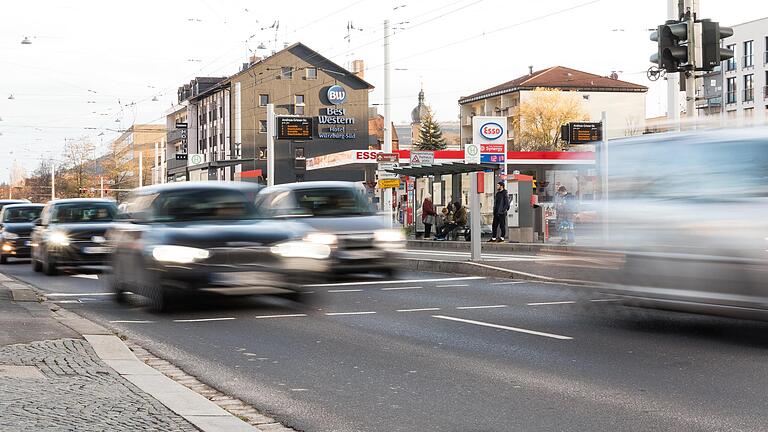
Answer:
[50,198,116,205]
[459,66,648,104]
[135,181,263,195]
[2,203,44,209]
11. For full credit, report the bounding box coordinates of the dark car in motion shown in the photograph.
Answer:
[0,199,31,213]
[0,203,44,263]
[107,182,331,311]
[254,181,404,275]
[31,199,118,275]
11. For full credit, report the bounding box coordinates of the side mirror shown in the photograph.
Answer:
[33,218,42,226]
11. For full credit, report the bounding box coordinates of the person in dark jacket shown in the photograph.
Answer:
[421,195,437,239]
[490,181,510,242]
[435,201,466,240]
[555,185,577,244]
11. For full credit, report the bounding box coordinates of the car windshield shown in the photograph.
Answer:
[151,189,257,222]
[52,203,116,223]
[2,207,42,223]
[292,187,375,217]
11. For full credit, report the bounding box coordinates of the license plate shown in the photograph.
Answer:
[82,246,111,254]
[339,249,383,260]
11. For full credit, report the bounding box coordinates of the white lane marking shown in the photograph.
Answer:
[380,286,423,291]
[436,284,469,288]
[590,298,622,303]
[325,311,377,316]
[291,388,309,392]
[526,301,577,306]
[455,304,507,310]
[71,274,99,280]
[490,281,526,285]
[109,320,154,324]
[327,289,363,293]
[396,307,442,312]
[254,314,308,319]
[306,276,484,287]
[46,292,114,297]
[432,315,573,340]
[172,317,236,323]
[52,300,80,304]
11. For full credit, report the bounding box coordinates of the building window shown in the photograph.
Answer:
[234,143,242,159]
[259,94,269,107]
[764,37,768,64]
[726,77,737,104]
[259,120,267,133]
[258,147,267,160]
[726,44,737,71]
[744,74,754,102]
[743,40,754,68]
[765,71,768,99]
[280,66,293,79]
[294,94,305,115]
[306,67,317,79]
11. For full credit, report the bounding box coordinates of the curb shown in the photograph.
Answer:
[2,273,266,432]
[401,258,598,287]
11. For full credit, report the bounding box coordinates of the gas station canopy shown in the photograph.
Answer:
[385,162,499,177]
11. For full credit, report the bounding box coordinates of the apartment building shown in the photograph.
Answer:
[721,17,768,124]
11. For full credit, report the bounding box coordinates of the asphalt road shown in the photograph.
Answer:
[3,259,768,432]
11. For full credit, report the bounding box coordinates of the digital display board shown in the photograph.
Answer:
[277,117,313,140]
[562,122,602,144]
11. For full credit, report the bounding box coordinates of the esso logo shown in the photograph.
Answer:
[327,85,347,105]
[480,122,503,140]
[356,151,379,160]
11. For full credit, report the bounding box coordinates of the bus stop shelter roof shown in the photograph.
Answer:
[385,163,498,177]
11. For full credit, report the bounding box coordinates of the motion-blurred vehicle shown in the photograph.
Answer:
[0,203,44,263]
[0,199,30,213]
[598,127,768,320]
[107,182,330,311]
[30,199,118,275]
[254,181,404,275]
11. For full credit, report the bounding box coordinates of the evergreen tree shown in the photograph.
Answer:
[415,107,447,151]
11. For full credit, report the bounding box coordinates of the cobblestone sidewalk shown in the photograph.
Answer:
[0,338,199,432]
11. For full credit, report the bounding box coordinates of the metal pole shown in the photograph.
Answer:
[100,176,104,198]
[266,103,275,187]
[667,0,680,128]
[138,151,143,188]
[470,172,481,261]
[600,111,609,244]
[382,20,393,227]
[154,141,159,185]
[684,0,699,121]
[51,163,55,200]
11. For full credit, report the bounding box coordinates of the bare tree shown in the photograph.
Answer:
[62,137,96,197]
[511,88,588,151]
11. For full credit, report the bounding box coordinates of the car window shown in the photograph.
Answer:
[151,189,256,222]
[51,203,117,223]
[267,187,375,217]
[2,207,43,223]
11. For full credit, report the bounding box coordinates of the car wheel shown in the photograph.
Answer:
[42,252,58,276]
[107,262,129,304]
[280,291,313,305]
[32,258,42,272]
[0,254,7,264]
[147,282,172,312]
[382,267,398,278]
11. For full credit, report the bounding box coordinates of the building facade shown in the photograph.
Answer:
[720,17,768,124]
[110,124,167,187]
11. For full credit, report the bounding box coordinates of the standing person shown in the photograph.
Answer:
[490,181,510,243]
[421,194,437,239]
[555,185,577,244]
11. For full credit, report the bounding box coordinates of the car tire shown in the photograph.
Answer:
[107,263,129,304]
[32,258,42,272]
[382,267,398,278]
[280,291,313,305]
[42,252,58,276]
[148,282,172,312]
[0,254,7,264]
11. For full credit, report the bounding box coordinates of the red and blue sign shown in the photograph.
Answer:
[481,154,506,163]
[479,122,504,140]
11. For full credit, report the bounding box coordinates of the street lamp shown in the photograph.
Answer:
[152,96,159,102]
[21,37,32,45]
[8,94,15,100]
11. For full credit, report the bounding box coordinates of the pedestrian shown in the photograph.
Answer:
[555,185,577,244]
[490,181,510,243]
[421,194,437,239]
[436,201,466,240]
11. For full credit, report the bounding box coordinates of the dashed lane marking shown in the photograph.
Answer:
[432,315,573,340]
[325,311,377,316]
[396,307,442,312]
[327,289,363,293]
[490,281,527,285]
[380,286,423,291]
[254,314,308,319]
[109,320,155,324]
[70,274,99,280]
[436,284,469,288]
[306,276,484,287]
[172,317,236,323]
[455,305,507,310]
[526,301,577,306]
[589,298,622,302]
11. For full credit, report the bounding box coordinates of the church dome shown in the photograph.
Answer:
[410,88,428,124]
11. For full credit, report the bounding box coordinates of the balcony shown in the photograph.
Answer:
[743,88,754,102]
[167,128,187,143]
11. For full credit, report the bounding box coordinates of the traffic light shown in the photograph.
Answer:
[700,19,734,71]
[650,20,689,72]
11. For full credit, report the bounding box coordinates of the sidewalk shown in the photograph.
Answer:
[0,273,267,432]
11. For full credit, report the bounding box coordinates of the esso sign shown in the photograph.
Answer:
[355,151,379,161]
[327,85,347,105]
[480,122,504,140]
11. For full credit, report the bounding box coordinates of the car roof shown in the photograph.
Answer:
[132,181,263,195]
[2,203,45,209]
[261,181,360,193]
[49,198,117,205]
[0,199,30,204]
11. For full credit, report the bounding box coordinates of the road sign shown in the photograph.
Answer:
[410,151,434,166]
[175,153,188,160]
[376,152,398,163]
[188,154,204,166]
[175,122,188,129]
[377,170,399,179]
[378,178,400,189]
[480,144,504,153]
[561,122,602,144]
[276,117,313,140]
[464,143,480,164]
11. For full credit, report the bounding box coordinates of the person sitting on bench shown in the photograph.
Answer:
[435,201,467,240]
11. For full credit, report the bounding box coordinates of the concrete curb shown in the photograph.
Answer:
[402,258,598,287]
[1,272,263,432]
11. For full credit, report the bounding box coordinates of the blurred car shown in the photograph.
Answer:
[0,199,30,213]
[254,181,404,275]
[107,182,330,311]
[0,203,44,263]
[596,127,768,320]
[30,199,118,275]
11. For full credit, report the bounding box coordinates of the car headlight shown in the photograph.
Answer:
[374,229,405,243]
[151,245,210,264]
[305,232,338,245]
[271,240,332,260]
[2,232,19,240]
[48,231,70,246]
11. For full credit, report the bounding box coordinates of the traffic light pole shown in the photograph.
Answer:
[684,0,699,120]
[666,0,680,126]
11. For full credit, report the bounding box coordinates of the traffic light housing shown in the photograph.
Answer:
[650,20,689,72]
[700,19,733,71]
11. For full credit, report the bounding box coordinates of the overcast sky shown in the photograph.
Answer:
[1,0,766,180]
